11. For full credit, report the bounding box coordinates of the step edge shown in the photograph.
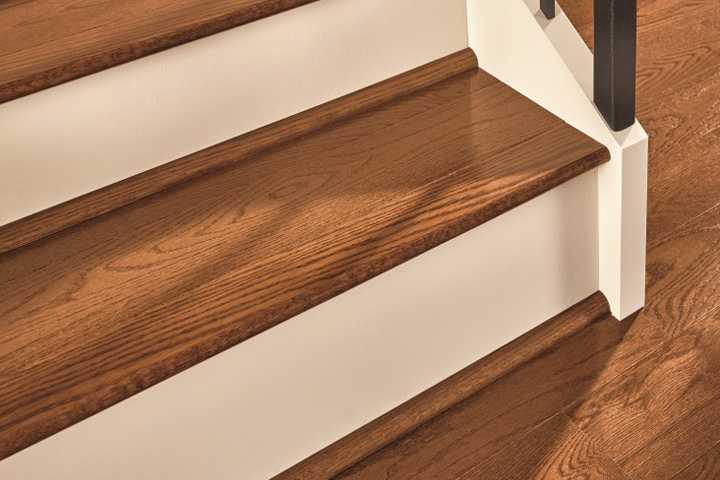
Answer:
[274,291,612,480]
[0,0,320,104]
[0,48,478,255]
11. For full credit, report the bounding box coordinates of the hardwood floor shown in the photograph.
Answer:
[0,0,318,103]
[280,1,720,478]
[0,59,606,460]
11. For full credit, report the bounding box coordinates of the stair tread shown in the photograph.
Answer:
[0,0,317,103]
[0,65,607,459]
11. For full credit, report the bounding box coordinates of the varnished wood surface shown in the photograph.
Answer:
[454,413,632,480]
[0,0,317,104]
[0,62,607,459]
[674,443,720,480]
[0,49,478,255]
[283,1,720,478]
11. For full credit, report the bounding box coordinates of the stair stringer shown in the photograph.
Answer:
[467,0,648,320]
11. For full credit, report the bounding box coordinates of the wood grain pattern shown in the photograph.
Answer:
[565,316,720,480]
[455,414,631,480]
[280,1,720,478]
[0,0,318,104]
[672,442,720,480]
[0,63,607,460]
[276,293,612,480]
[0,49,478,255]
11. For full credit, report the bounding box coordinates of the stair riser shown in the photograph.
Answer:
[0,0,467,228]
[0,170,600,480]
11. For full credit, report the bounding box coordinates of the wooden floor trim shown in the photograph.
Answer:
[274,292,612,480]
[0,49,477,255]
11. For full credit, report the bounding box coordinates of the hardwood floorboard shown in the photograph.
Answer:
[643,203,720,336]
[622,392,720,480]
[454,414,630,480]
[0,64,606,460]
[0,0,318,103]
[564,321,720,480]
[672,441,720,480]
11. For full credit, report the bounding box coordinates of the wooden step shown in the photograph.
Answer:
[0,0,317,104]
[0,50,476,255]
[275,292,613,479]
[0,53,608,460]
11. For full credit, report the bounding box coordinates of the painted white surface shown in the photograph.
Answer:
[0,170,600,480]
[0,0,467,227]
[468,0,648,319]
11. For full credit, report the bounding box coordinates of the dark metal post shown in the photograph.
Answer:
[541,0,556,19]
[594,0,637,131]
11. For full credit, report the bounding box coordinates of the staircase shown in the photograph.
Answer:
[0,1,647,479]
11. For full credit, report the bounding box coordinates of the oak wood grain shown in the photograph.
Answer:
[565,319,720,480]
[455,413,631,480]
[0,0,318,103]
[672,441,720,480]
[644,205,720,337]
[0,49,478,255]
[0,63,607,459]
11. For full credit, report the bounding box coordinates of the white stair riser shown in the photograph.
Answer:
[0,0,467,227]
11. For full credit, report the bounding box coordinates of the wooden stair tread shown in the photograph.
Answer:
[0,62,608,459]
[0,0,317,103]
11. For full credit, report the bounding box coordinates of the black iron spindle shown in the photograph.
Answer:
[594,0,637,131]
[541,0,556,19]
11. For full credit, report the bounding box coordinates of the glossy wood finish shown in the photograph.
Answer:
[674,443,720,480]
[0,62,607,459]
[0,0,317,104]
[282,1,720,478]
[0,49,478,255]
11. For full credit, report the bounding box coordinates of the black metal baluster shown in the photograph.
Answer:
[541,0,556,19]
[594,0,637,131]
